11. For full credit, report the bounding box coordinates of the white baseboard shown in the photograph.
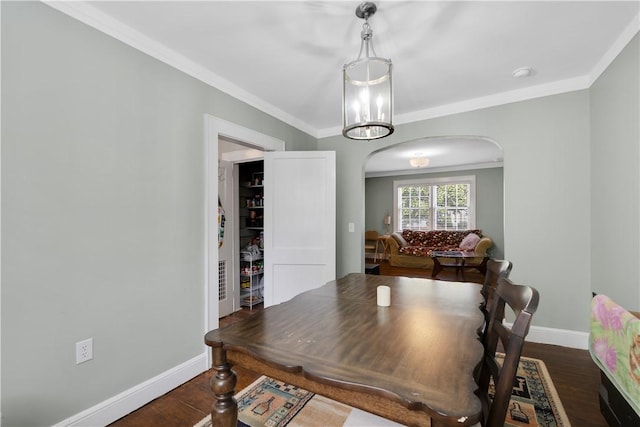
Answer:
[55,352,209,427]
[507,323,589,350]
[52,325,589,427]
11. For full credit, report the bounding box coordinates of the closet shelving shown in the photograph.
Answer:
[239,162,264,309]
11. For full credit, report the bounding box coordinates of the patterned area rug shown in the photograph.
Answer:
[494,355,571,427]
[194,375,398,427]
[195,355,570,427]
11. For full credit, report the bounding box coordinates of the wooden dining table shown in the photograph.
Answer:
[204,273,485,427]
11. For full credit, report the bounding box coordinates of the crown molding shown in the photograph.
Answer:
[317,75,591,139]
[319,17,640,139]
[42,1,318,138]
[43,1,639,142]
[587,11,640,86]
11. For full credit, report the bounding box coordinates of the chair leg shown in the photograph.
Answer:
[373,240,380,262]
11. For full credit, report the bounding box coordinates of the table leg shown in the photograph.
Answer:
[210,346,238,427]
[465,255,489,276]
[476,256,489,275]
[431,257,442,278]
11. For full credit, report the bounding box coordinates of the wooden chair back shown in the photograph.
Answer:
[364,230,378,251]
[476,276,539,427]
[480,259,513,314]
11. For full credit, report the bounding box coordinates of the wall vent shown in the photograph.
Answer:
[218,260,227,301]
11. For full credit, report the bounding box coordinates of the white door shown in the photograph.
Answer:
[263,151,336,306]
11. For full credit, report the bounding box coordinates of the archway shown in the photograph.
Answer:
[363,135,505,261]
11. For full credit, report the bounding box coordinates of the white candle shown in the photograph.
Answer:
[377,285,391,307]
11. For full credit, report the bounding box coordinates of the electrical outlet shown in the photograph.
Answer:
[76,338,93,364]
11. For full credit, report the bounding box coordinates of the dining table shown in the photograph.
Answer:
[204,272,485,427]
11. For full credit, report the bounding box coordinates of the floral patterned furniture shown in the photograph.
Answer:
[385,229,493,269]
[589,294,640,426]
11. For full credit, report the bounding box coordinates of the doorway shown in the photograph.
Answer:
[204,115,285,335]
[205,116,336,339]
[218,140,265,318]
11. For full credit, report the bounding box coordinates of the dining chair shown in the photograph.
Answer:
[476,276,539,427]
[480,259,513,318]
[364,230,378,260]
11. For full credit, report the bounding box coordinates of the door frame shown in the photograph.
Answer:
[216,159,236,318]
[204,115,284,344]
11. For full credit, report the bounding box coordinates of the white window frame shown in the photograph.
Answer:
[393,176,476,232]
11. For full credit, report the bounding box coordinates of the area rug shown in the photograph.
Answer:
[195,355,571,427]
[494,354,571,427]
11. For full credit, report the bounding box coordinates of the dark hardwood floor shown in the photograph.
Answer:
[109,260,606,427]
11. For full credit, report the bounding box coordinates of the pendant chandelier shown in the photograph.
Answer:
[342,2,394,140]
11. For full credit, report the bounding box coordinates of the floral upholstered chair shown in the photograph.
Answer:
[589,294,640,423]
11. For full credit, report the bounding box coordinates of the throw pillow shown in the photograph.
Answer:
[391,231,409,248]
[459,233,481,251]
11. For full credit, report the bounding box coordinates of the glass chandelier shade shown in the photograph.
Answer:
[342,3,394,140]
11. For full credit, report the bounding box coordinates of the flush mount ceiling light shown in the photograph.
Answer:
[342,2,394,140]
[409,155,429,168]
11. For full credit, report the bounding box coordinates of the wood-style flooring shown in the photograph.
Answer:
[109,260,606,427]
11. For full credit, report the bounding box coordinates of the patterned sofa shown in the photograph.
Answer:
[385,229,493,269]
[590,294,640,426]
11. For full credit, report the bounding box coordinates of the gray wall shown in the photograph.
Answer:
[2,1,639,425]
[590,34,640,306]
[321,90,593,334]
[321,31,639,333]
[1,2,315,425]
[365,167,505,259]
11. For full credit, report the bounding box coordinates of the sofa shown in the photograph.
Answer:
[385,229,493,269]
[590,294,640,426]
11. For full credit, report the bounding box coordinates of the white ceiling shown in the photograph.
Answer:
[366,136,503,176]
[49,1,639,174]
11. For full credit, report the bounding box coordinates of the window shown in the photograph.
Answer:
[393,176,476,231]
